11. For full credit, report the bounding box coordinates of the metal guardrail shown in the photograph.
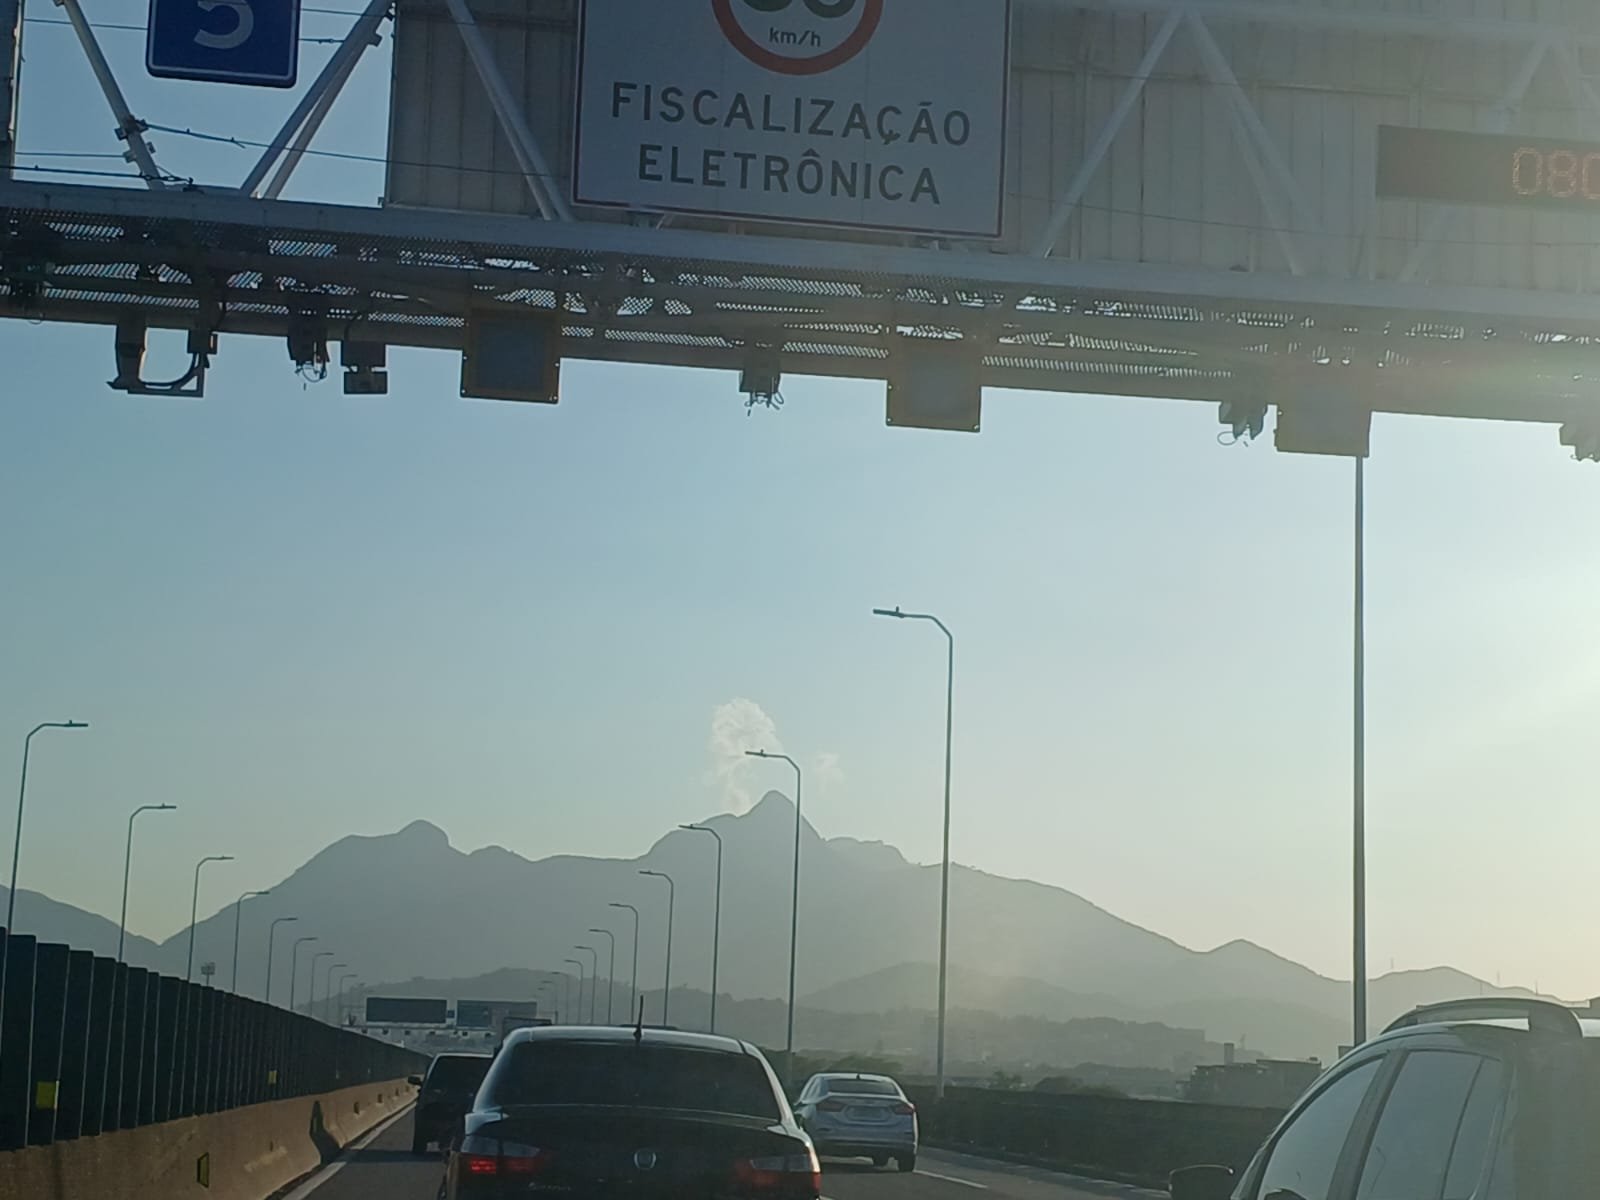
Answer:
[0,930,427,1151]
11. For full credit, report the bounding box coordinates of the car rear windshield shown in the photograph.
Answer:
[428,1057,490,1090]
[486,1041,780,1118]
[825,1078,900,1097]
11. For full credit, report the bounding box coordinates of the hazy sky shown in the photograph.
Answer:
[4,4,1599,997]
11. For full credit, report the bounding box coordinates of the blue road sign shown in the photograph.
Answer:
[147,0,301,88]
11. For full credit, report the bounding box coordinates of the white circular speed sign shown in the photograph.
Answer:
[711,0,886,75]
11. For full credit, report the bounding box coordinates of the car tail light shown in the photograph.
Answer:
[458,1135,548,1178]
[815,1099,845,1112]
[734,1147,822,1194]
[893,1102,916,1116]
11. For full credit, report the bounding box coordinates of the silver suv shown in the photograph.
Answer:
[1172,999,1599,1200]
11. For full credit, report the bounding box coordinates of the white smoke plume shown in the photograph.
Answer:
[708,698,784,813]
[814,751,844,792]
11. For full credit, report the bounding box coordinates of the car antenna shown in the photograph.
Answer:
[634,996,645,1044]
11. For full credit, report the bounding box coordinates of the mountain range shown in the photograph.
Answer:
[0,884,164,965]
[8,792,1550,1062]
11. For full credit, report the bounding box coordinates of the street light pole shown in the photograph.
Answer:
[609,903,640,1022]
[331,969,353,1023]
[310,952,334,1021]
[186,855,235,982]
[680,824,724,1034]
[873,605,956,1100]
[575,946,599,1023]
[289,936,317,1014]
[639,870,675,1026]
[102,799,175,1134]
[1353,457,1368,1046]
[587,927,617,1025]
[230,889,270,993]
[343,979,363,1026]
[3,719,88,1018]
[563,958,586,1024]
[746,750,801,1089]
[265,917,298,1005]
[117,803,176,962]
[7,720,88,935]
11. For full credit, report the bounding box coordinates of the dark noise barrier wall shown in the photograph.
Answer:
[907,1084,1285,1185]
[0,930,427,1199]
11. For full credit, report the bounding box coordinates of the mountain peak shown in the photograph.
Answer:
[749,789,794,815]
[398,819,449,844]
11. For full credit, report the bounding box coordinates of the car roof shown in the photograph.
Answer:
[431,1051,494,1061]
[1368,999,1600,1049]
[1373,1017,1600,1041]
[499,1025,759,1055]
[818,1072,897,1082]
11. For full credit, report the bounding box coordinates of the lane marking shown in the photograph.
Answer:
[916,1168,989,1190]
[282,1100,418,1200]
[924,1148,1166,1196]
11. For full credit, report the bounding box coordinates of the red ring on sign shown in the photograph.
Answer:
[711,0,885,76]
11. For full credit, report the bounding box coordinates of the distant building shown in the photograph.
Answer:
[1183,1058,1322,1109]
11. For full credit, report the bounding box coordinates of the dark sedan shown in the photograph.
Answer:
[411,1052,493,1155]
[443,1026,820,1199]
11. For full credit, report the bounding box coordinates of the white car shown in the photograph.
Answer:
[793,1072,918,1172]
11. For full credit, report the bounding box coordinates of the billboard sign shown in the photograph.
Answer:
[574,0,1011,238]
[455,1000,496,1028]
[364,996,449,1025]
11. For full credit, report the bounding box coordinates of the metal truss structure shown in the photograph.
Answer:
[3,0,1600,438]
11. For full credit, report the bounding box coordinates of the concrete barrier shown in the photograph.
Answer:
[0,1077,417,1200]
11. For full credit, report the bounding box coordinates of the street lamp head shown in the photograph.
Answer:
[872,607,904,619]
[588,927,607,935]
[62,721,88,729]
[743,749,769,760]
[154,803,177,811]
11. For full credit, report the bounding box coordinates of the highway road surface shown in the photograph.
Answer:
[290,1106,1170,1200]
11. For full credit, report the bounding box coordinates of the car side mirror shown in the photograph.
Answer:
[1169,1165,1235,1200]
[407,1075,424,1088]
